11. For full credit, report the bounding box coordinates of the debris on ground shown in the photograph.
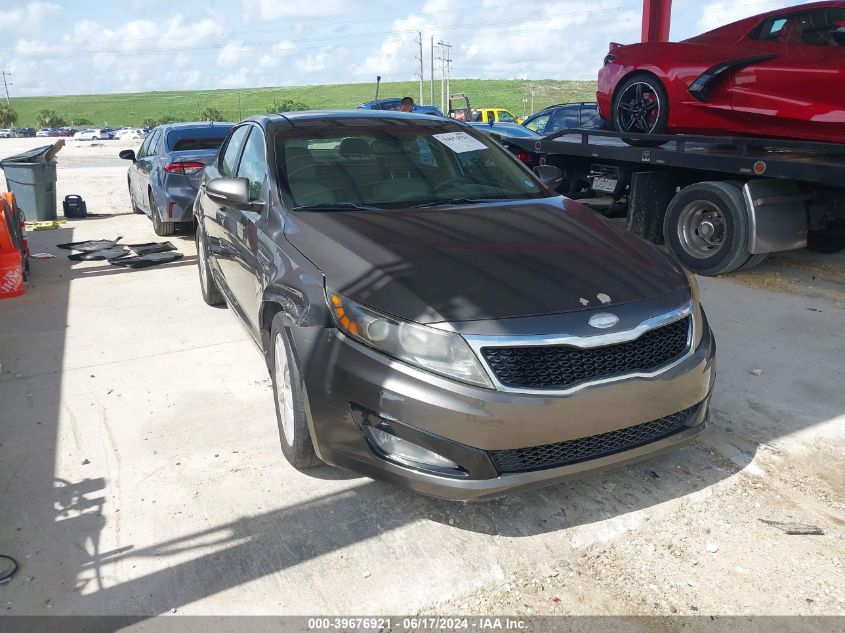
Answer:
[759,520,824,536]
[750,369,763,376]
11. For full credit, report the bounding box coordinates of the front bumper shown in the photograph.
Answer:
[291,312,715,501]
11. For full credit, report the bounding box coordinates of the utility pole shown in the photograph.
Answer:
[0,72,11,107]
[415,32,424,105]
[430,35,434,107]
[437,41,451,114]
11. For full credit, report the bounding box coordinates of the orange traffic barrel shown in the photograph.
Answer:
[0,192,25,299]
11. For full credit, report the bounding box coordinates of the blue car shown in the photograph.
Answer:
[119,122,234,236]
[356,98,443,116]
[522,102,608,135]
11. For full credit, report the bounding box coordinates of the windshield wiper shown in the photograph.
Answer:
[410,198,498,208]
[292,202,385,212]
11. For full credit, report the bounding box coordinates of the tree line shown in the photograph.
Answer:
[0,98,313,130]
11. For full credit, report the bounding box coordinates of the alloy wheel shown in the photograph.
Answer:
[616,81,661,134]
[274,333,295,447]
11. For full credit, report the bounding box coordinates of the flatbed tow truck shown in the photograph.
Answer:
[514,129,845,276]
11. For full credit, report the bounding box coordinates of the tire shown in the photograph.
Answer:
[149,191,174,236]
[270,316,321,469]
[92,137,99,141]
[196,223,225,307]
[663,181,753,276]
[735,252,768,272]
[612,73,669,146]
[130,179,144,214]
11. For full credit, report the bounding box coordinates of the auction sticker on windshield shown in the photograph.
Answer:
[433,132,488,153]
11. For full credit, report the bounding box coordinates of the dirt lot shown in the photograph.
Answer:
[0,137,843,620]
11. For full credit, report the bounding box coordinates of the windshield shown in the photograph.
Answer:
[166,125,233,152]
[276,120,548,209]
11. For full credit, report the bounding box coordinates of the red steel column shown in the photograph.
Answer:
[642,0,673,42]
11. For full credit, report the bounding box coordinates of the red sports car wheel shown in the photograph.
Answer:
[612,73,668,142]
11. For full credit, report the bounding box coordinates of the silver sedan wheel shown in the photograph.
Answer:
[274,333,295,447]
[197,233,209,294]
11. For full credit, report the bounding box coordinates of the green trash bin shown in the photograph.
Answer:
[1,160,58,222]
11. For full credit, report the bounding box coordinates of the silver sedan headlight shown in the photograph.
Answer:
[327,289,493,388]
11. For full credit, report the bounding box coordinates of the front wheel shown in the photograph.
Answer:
[612,73,669,146]
[270,316,321,469]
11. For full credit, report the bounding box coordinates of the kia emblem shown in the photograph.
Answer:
[588,313,619,329]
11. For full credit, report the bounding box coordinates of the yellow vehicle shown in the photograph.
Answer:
[471,108,523,125]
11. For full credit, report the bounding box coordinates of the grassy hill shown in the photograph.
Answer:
[9,79,597,128]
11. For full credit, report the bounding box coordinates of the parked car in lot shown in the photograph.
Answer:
[35,128,52,137]
[194,110,715,500]
[523,103,607,135]
[13,128,35,138]
[470,107,523,124]
[0,129,13,138]
[115,127,144,140]
[356,98,443,116]
[52,128,77,137]
[598,2,845,143]
[73,128,114,141]
[119,121,234,235]
[466,121,542,168]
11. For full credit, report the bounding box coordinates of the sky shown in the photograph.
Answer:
[0,0,803,97]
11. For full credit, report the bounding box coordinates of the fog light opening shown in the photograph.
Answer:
[364,425,459,471]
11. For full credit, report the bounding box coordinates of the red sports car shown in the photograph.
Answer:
[597,1,845,144]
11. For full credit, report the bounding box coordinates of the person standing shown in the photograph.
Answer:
[399,97,415,112]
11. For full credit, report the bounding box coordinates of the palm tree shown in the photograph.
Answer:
[0,104,18,128]
[35,109,66,128]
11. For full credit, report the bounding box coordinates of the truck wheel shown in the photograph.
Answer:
[663,181,753,276]
[734,253,768,272]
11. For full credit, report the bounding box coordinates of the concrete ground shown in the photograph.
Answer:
[0,138,843,618]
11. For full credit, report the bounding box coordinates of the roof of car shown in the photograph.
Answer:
[255,109,448,126]
[159,121,236,130]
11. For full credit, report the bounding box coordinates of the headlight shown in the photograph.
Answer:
[327,289,493,388]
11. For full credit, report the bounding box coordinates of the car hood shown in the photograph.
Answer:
[284,198,688,324]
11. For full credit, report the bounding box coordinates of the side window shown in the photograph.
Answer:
[524,113,550,134]
[753,16,788,40]
[795,9,845,46]
[236,128,268,201]
[219,125,250,177]
[547,109,579,133]
[138,129,159,158]
[580,107,602,129]
[498,111,516,123]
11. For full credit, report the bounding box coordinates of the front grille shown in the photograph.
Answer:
[481,315,690,390]
[489,405,696,474]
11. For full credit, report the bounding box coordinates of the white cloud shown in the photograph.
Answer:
[259,41,297,69]
[0,1,61,30]
[241,0,347,21]
[218,41,246,68]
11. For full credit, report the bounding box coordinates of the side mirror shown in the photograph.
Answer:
[119,149,136,162]
[533,165,564,190]
[205,177,251,207]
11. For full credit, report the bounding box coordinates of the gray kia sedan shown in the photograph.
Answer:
[120,122,233,235]
[194,110,715,500]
